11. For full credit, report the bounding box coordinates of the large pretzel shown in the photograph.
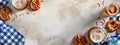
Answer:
[30,0,40,11]
[0,6,12,21]
[105,20,120,32]
[72,34,87,45]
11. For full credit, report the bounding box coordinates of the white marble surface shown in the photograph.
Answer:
[6,0,120,45]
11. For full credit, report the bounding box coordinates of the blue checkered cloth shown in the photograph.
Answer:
[92,34,120,45]
[0,0,9,8]
[109,10,120,22]
[101,35,120,45]
[0,20,25,45]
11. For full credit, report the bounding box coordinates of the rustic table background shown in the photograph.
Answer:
[5,0,120,45]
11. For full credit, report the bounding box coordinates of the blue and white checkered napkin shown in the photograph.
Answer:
[0,20,25,45]
[93,31,120,45]
[109,9,120,22]
[92,8,120,45]
[101,34,120,45]
[96,8,120,45]
[0,0,9,8]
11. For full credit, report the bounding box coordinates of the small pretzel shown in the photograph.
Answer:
[72,34,87,45]
[30,0,40,11]
[105,20,120,32]
[0,6,12,21]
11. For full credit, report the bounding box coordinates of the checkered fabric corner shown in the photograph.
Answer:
[92,34,120,45]
[109,10,120,22]
[92,35,120,45]
[0,0,9,8]
[116,28,120,35]
[101,35,120,45]
[0,20,25,45]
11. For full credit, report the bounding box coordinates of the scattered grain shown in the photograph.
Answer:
[96,21,98,26]
[41,0,44,2]
[19,14,24,16]
[102,19,106,23]
[97,2,100,7]
[12,18,16,22]
[102,0,104,5]
[15,15,18,18]
[100,21,104,27]
[98,12,103,19]
[13,12,16,14]
[26,12,30,15]
[33,13,36,15]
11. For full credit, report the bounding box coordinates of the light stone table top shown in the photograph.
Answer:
[6,0,120,45]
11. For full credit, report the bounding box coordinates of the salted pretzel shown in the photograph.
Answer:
[105,20,120,32]
[0,6,12,21]
[30,0,40,11]
[72,34,87,45]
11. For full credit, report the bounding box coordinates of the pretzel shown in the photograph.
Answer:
[0,6,12,21]
[30,0,40,11]
[72,34,87,45]
[105,20,120,32]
